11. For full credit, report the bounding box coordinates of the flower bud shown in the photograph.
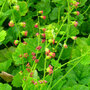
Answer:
[73,11,80,15]
[13,5,19,11]
[63,44,68,48]
[24,53,29,58]
[20,22,26,27]
[42,28,46,32]
[36,33,39,37]
[21,31,28,36]
[14,40,19,46]
[35,59,39,63]
[36,46,42,50]
[8,20,14,27]
[38,10,43,14]
[72,21,78,27]
[40,16,46,20]
[42,39,46,43]
[71,36,77,40]
[34,23,38,28]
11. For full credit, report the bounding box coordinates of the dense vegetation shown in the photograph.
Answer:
[0,0,90,90]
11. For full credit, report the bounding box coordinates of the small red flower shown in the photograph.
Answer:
[38,10,43,14]
[20,22,26,27]
[49,52,55,58]
[42,33,46,38]
[39,80,43,84]
[34,82,37,85]
[73,21,78,27]
[8,20,14,27]
[40,16,46,20]
[21,31,28,36]
[43,80,47,83]
[32,56,36,60]
[64,44,68,48]
[34,23,38,28]
[31,52,36,56]
[47,65,53,75]
[30,72,34,77]
[73,11,80,15]
[42,28,46,32]
[24,53,29,58]
[52,39,55,44]
[71,36,77,40]
[36,46,42,50]
[14,40,19,46]
[42,39,46,43]
[26,68,30,72]
[36,33,39,37]
[35,59,39,63]
[23,41,27,45]
[26,62,30,67]
[45,48,50,55]
[19,54,22,58]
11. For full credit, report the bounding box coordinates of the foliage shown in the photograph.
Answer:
[0,0,90,90]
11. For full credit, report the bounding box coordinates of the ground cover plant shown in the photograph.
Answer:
[0,0,90,90]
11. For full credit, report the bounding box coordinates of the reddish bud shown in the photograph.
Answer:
[32,56,36,60]
[8,20,14,27]
[44,80,47,83]
[42,28,46,32]
[26,68,30,72]
[71,36,77,40]
[31,52,36,56]
[14,40,19,46]
[24,53,29,58]
[19,54,22,58]
[36,46,42,50]
[45,48,50,55]
[23,41,27,45]
[73,21,78,27]
[26,62,30,67]
[39,80,43,84]
[42,33,46,38]
[30,72,34,77]
[34,82,37,85]
[21,31,28,36]
[38,10,43,14]
[42,39,46,43]
[40,16,46,20]
[36,33,39,37]
[64,44,68,48]
[20,22,26,27]
[34,23,38,28]
[35,59,39,63]
[73,11,80,15]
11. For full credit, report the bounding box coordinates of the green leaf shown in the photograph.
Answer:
[79,0,87,7]
[0,30,6,42]
[35,1,51,15]
[18,1,28,16]
[12,73,23,87]
[0,47,15,63]
[12,38,45,65]
[0,60,12,72]
[61,24,79,36]
[49,7,58,20]
[0,83,12,90]
[51,59,61,68]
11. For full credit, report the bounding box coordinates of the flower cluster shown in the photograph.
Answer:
[47,65,53,75]
[31,52,39,63]
[45,48,55,59]
[31,79,47,85]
